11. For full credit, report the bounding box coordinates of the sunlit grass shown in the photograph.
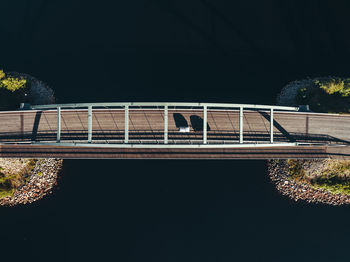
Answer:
[0,159,37,199]
[287,159,350,195]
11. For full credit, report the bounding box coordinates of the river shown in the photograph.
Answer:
[1,1,350,261]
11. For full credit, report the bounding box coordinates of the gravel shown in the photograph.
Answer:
[268,160,350,205]
[270,78,350,205]
[0,159,63,206]
[0,73,62,206]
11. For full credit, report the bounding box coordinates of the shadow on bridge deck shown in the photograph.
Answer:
[0,130,349,145]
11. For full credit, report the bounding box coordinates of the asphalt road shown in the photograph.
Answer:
[0,109,349,143]
[1,108,350,158]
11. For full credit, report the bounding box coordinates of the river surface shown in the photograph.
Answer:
[1,1,350,261]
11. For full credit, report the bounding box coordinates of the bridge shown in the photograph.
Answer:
[0,102,350,159]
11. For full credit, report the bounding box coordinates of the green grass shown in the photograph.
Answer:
[311,180,350,196]
[0,159,38,200]
[289,77,350,196]
[0,173,18,199]
[0,188,14,199]
[287,159,350,195]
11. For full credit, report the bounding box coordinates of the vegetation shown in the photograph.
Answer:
[287,159,306,182]
[0,173,21,198]
[0,159,37,199]
[0,69,38,201]
[290,77,350,197]
[296,77,350,113]
[0,69,29,110]
[287,159,350,196]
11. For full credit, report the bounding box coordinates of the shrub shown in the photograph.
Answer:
[0,70,5,80]
[296,77,350,113]
[0,69,30,110]
[315,78,350,97]
[1,77,26,92]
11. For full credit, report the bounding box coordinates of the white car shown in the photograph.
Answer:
[179,127,190,132]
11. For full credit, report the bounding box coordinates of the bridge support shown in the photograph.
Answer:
[270,108,274,143]
[164,105,168,144]
[203,105,207,144]
[88,106,92,143]
[124,105,129,144]
[239,107,243,143]
[57,107,61,143]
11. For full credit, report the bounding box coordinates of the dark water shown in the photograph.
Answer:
[2,1,350,261]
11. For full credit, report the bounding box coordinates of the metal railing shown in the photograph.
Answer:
[28,102,300,147]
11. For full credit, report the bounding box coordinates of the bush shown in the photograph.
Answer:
[1,77,26,92]
[296,77,350,113]
[0,70,5,80]
[316,78,350,96]
[0,69,30,110]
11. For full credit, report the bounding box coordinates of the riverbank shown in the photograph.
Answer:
[0,71,62,206]
[268,160,350,205]
[270,77,350,205]
[0,159,63,206]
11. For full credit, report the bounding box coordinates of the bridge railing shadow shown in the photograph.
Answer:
[1,129,349,145]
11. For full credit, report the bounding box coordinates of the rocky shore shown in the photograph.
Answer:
[270,77,350,205]
[276,78,314,106]
[0,159,63,206]
[0,72,62,206]
[10,72,55,105]
[268,160,350,205]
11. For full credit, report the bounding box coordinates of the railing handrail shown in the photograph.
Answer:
[30,102,299,111]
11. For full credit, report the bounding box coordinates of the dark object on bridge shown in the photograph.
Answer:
[298,105,311,112]
[31,111,42,141]
[190,115,211,131]
[173,113,189,129]
[259,111,295,142]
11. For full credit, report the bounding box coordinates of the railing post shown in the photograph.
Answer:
[88,106,92,143]
[124,105,129,143]
[57,107,61,143]
[239,107,243,144]
[164,105,168,144]
[270,108,274,143]
[203,105,207,144]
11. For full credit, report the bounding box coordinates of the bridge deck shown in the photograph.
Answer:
[1,109,350,143]
[1,108,350,158]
